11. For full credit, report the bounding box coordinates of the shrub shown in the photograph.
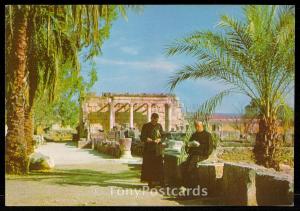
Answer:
[219,146,294,169]
[211,132,220,149]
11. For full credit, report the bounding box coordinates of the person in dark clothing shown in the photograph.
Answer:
[180,120,213,187]
[140,113,164,188]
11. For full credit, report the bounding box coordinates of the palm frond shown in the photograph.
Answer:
[193,89,232,124]
[217,14,252,50]
[118,5,128,21]
[274,96,294,128]
[166,5,294,121]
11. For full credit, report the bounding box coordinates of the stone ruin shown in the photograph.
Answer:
[76,92,187,158]
[78,92,187,139]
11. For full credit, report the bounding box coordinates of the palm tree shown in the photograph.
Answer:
[165,5,294,169]
[5,6,30,174]
[5,5,139,174]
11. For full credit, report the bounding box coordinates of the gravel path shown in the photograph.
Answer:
[6,142,191,206]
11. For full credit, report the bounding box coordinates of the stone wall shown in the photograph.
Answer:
[221,162,257,205]
[255,169,293,205]
[163,153,294,206]
[163,152,186,187]
[196,162,224,197]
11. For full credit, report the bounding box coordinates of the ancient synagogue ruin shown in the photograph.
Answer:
[78,92,187,138]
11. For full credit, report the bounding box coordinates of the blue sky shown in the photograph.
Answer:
[80,5,294,113]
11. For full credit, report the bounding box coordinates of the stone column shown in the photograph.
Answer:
[165,103,172,132]
[129,103,134,128]
[147,103,152,122]
[109,101,115,130]
[220,123,223,140]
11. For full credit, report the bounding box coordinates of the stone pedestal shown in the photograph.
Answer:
[119,138,132,159]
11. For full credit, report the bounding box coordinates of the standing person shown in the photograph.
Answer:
[180,120,213,187]
[140,113,164,188]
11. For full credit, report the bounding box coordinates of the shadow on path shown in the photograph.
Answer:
[65,141,76,147]
[7,167,144,190]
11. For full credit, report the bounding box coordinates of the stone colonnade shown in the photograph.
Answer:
[108,101,173,131]
[81,93,186,132]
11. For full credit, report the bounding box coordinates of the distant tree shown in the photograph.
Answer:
[33,61,98,129]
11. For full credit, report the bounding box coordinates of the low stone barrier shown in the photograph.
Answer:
[131,142,144,157]
[255,170,293,205]
[162,155,294,206]
[196,162,224,197]
[95,140,121,158]
[197,162,294,206]
[221,162,257,205]
[163,152,187,187]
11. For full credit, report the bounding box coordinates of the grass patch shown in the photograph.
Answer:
[219,142,253,147]
[6,165,143,190]
[218,148,255,163]
[274,148,294,168]
[218,147,294,168]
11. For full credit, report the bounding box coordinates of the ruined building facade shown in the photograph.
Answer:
[78,92,187,137]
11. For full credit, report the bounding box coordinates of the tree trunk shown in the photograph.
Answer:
[253,116,280,170]
[24,107,34,155]
[5,8,29,175]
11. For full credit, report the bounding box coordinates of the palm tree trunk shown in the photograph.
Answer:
[24,107,34,155]
[5,8,29,175]
[253,116,280,169]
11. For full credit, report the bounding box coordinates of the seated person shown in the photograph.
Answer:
[180,120,213,187]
